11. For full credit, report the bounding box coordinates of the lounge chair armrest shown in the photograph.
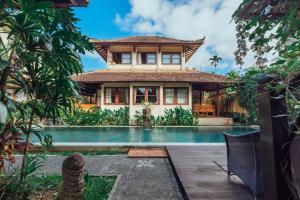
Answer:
[223,131,259,139]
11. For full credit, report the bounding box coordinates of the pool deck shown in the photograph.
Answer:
[166,145,254,200]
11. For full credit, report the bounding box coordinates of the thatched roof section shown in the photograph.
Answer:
[91,36,204,62]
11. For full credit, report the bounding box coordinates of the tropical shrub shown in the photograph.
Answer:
[135,106,199,126]
[0,155,116,200]
[0,0,92,182]
[156,107,199,126]
[226,65,300,124]
[232,0,300,124]
[134,111,144,126]
[0,154,46,200]
[62,107,130,126]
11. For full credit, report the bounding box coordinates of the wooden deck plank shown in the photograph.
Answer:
[167,146,254,200]
[127,147,168,158]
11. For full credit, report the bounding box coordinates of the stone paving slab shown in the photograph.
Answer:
[13,155,182,200]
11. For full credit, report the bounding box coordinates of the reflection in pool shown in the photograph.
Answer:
[31,126,257,144]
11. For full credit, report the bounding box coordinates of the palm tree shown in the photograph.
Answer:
[209,55,222,74]
[0,0,93,181]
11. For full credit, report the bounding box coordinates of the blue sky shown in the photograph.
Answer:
[74,0,132,72]
[74,0,252,74]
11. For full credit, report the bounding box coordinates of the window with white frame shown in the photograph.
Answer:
[112,52,131,64]
[137,52,157,64]
[134,87,159,104]
[177,88,188,104]
[164,89,175,104]
[162,53,181,64]
[105,88,129,104]
[163,88,188,105]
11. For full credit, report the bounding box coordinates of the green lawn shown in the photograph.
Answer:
[36,174,116,200]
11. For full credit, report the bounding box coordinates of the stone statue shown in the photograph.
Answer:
[58,153,85,200]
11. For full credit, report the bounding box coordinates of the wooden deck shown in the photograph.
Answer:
[127,148,168,158]
[167,146,254,200]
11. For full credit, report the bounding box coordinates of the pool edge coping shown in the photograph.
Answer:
[33,142,226,147]
[43,125,256,128]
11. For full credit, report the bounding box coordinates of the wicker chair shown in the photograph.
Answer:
[290,136,300,197]
[223,131,263,197]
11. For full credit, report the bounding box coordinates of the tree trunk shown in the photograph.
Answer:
[20,112,34,181]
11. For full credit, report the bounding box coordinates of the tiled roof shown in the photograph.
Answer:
[92,36,204,63]
[72,69,232,87]
[91,36,204,44]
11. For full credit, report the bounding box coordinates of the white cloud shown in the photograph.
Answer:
[115,0,260,73]
[80,50,107,71]
[84,50,101,59]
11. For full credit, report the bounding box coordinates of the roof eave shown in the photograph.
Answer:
[92,38,205,62]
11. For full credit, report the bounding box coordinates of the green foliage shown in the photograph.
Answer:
[233,0,300,71]
[135,106,199,126]
[62,107,130,126]
[226,66,300,124]
[226,69,260,123]
[1,154,116,200]
[0,0,93,173]
[157,107,199,126]
[0,154,46,200]
[33,173,116,200]
[83,174,116,200]
[209,55,222,74]
[229,1,300,124]
[134,111,144,126]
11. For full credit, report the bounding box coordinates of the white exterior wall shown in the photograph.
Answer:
[96,44,194,124]
[129,82,192,124]
[107,45,185,71]
[98,82,192,124]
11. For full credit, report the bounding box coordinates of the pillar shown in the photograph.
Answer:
[257,75,291,200]
[216,89,220,117]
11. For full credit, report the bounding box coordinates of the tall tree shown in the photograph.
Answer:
[0,0,93,176]
[230,0,300,122]
[209,55,222,74]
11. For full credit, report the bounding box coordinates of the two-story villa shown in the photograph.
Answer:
[73,36,237,124]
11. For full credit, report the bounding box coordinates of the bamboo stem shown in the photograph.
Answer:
[20,112,34,181]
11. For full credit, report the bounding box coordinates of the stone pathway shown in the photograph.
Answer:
[14,155,183,200]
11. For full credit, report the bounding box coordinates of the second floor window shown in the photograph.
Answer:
[112,52,131,64]
[162,53,181,64]
[138,52,157,64]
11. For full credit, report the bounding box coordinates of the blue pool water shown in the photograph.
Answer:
[32,126,257,144]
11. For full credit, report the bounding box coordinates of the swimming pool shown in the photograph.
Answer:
[32,126,257,146]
